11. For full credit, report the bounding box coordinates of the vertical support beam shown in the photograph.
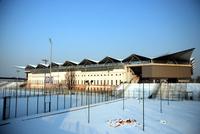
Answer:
[160,81,162,113]
[64,93,66,109]
[57,93,59,110]
[123,82,125,110]
[87,83,90,123]
[168,83,169,105]
[2,96,11,120]
[139,84,140,104]
[27,96,29,116]
[15,93,17,118]
[143,82,145,131]
[37,94,39,114]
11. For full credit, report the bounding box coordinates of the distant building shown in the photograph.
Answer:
[25,48,195,89]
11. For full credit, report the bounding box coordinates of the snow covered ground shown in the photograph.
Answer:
[0,98,200,134]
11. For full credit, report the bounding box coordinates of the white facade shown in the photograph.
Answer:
[27,65,137,89]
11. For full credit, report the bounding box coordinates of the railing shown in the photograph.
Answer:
[0,88,122,121]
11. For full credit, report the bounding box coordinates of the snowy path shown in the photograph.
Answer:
[0,99,200,134]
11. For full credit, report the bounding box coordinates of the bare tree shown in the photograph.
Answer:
[65,67,76,90]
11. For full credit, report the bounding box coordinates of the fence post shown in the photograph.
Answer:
[81,91,83,106]
[27,96,29,116]
[64,93,66,109]
[44,91,46,113]
[94,89,97,104]
[123,82,125,110]
[15,91,18,118]
[70,90,72,108]
[160,82,162,113]
[2,88,5,97]
[57,93,59,110]
[88,85,90,123]
[76,91,78,107]
[139,84,141,104]
[142,83,145,131]
[49,91,51,112]
[2,96,11,120]
[168,83,169,105]
[37,94,39,114]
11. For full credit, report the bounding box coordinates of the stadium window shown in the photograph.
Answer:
[116,80,118,85]
[107,80,109,85]
[104,80,106,85]
[116,74,118,76]
[111,80,113,85]
[111,74,113,76]
[97,80,99,85]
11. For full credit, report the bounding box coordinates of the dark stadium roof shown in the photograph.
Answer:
[99,56,121,64]
[63,61,78,66]
[25,64,36,70]
[152,48,195,63]
[25,48,195,69]
[122,54,151,63]
[49,62,62,67]
[79,59,97,65]
[36,63,49,69]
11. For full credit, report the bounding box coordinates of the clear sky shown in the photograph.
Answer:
[0,0,200,78]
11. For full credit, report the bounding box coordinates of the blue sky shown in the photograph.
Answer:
[0,0,200,77]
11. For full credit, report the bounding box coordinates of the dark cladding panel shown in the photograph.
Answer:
[142,65,192,78]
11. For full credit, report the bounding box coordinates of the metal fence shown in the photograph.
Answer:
[1,83,200,122]
[0,88,123,121]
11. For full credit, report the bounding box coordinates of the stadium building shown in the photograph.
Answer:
[25,48,195,89]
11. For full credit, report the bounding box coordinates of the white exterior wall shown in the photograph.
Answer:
[27,66,135,89]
